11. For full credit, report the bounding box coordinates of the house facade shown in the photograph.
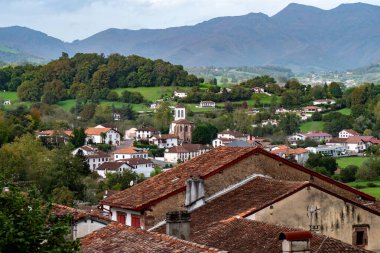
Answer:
[96,162,133,178]
[123,158,155,177]
[313,99,336,105]
[164,144,211,163]
[149,134,178,148]
[174,90,188,98]
[199,101,216,108]
[72,145,111,171]
[339,129,360,138]
[135,127,160,141]
[113,147,148,160]
[85,125,120,146]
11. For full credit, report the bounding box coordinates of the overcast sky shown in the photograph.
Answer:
[1,0,380,42]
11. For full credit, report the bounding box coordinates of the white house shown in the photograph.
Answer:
[346,136,374,153]
[164,144,211,163]
[313,99,336,106]
[303,132,332,142]
[287,133,306,146]
[51,204,111,240]
[217,130,247,141]
[85,125,121,146]
[72,145,111,172]
[252,87,265,93]
[2,100,11,105]
[113,147,148,160]
[123,158,155,177]
[271,146,310,165]
[135,127,160,141]
[339,129,360,138]
[303,106,323,114]
[212,138,234,148]
[125,128,137,140]
[275,108,289,114]
[199,101,216,108]
[174,90,188,98]
[96,162,133,178]
[149,134,178,149]
[113,113,121,121]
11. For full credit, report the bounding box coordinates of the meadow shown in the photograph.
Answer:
[300,121,325,133]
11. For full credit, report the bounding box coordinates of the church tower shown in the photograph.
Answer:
[174,106,186,121]
[170,105,194,143]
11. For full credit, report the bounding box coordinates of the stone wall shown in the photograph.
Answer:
[249,187,380,252]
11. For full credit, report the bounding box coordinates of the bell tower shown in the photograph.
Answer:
[174,106,186,121]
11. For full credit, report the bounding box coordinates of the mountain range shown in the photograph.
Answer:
[1,3,380,72]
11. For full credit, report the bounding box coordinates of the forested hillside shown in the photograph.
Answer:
[0,53,201,104]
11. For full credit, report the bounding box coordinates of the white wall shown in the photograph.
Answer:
[74,219,107,239]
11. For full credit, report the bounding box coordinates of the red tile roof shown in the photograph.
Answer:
[271,147,309,155]
[152,134,178,139]
[80,223,224,253]
[100,147,376,210]
[137,127,159,132]
[304,132,332,137]
[122,158,153,166]
[85,127,112,136]
[342,129,360,136]
[167,144,210,153]
[51,204,111,223]
[192,218,372,253]
[219,130,246,138]
[113,147,147,154]
[97,162,131,171]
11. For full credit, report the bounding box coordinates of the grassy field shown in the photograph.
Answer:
[336,157,371,168]
[347,180,380,199]
[300,121,325,133]
[338,108,352,116]
[57,99,151,113]
[57,99,76,111]
[114,86,192,101]
[0,91,18,101]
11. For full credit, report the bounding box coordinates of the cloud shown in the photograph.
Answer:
[1,0,380,41]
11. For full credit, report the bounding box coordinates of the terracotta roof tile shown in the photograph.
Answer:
[97,162,131,171]
[80,223,224,253]
[152,134,178,139]
[121,158,153,166]
[51,204,111,223]
[101,147,256,209]
[113,147,147,154]
[101,147,377,210]
[85,127,112,136]
[192,218,372,253]
[342,129,360,136]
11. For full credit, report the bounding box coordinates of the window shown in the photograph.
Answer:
[353,225,369,247]
[117,211,126,224]
[131,215,141,228]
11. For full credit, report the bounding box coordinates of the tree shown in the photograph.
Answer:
[279,113,300,135]
[0,187,79,252]
[340,165,358,183]
[192,123,218,144]
[70,128,87,148]
[323,112,352,136]
[306,153,338,176]
[153,102,173,133]
[105,170,144,190]
[329,82,343,98]
[17,80,42,102]
[150,166,163,177]
[356,159,380,181]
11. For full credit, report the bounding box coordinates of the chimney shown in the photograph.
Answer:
[185,177,205,208]
[166,211,191,240]
[279,231,312,253]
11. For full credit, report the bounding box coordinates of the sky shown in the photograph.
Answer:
[1,0,380,42]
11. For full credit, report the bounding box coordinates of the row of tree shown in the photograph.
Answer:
[0,53,202,104]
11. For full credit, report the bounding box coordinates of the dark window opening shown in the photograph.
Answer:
[356,231,364,245]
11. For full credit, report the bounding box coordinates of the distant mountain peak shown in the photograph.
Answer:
[1,2,380,71]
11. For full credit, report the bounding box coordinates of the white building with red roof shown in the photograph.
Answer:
[303,132,332,142]
[72,145,111,171]
[113,147,148,160]
[135,127,160,141]
[149,134,179,148]
[85,125,120,146]
[164,144,211,163]
[339,129,360,138]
